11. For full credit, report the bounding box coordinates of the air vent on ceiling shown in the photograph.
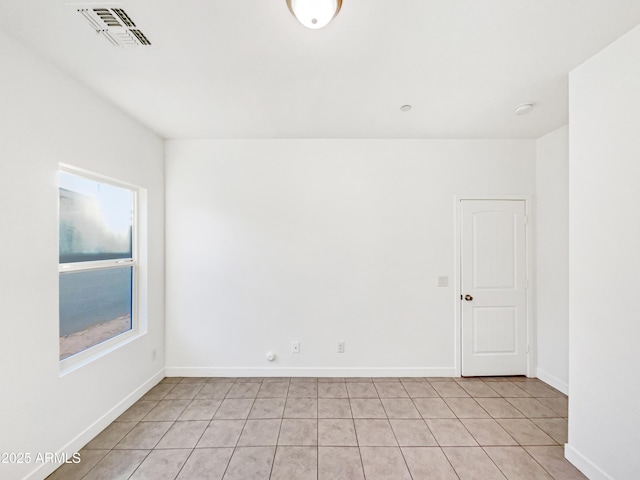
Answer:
[78,7,151,47]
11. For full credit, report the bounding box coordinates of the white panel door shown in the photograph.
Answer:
[461,200,527,376]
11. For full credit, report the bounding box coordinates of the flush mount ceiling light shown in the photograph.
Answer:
[514,102,535,116]
[400,105,412,112]
[286,0,342,29]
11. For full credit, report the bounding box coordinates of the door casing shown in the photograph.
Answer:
[454,194,534,378]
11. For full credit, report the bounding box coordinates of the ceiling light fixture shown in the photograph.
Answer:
[400,105,412,112]
[286,0,342,29]
[514,102,535,116]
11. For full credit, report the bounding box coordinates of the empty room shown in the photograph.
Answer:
[1,1,639,479]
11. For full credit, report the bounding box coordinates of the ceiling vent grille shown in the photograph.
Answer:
[78,7,151,47]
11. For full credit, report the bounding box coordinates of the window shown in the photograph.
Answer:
[58,168,137,362]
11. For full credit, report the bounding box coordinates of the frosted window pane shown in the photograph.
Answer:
[59,266,133,360]
[59,171,133,263]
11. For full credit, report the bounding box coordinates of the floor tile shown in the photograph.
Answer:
[505,397,558,418]
[257,382,289,398]
[444,398,490,418]
[443,446,507,480]
[195,382,234,399]
[475,398,526,418]
[176,448,233,480]
[374,382,409,397]
[531,418,568,444]
[318,398,352,418]
[270,446,317,480]
[237,419,281,446]
[197,420,245,447]
[178,399,222,421]
[537,397,568,417]
[489,382,530,398]
[129,448,191,480]
[347,382,379,398]
[222,446,275,480]
[249,398,286,419]
[318,382,348,398]
[284,397,317,418]
[262,377,291,383]
[354,419,398,446]
[117,401,159,422]
[291,377,318,382]
[114,422,173,449]
[46,449,109,480]
[389,419,437,446]
[160,377,183,384]
[84,422,137,450]
[402,447,459,480]
[381,398,421,418]
[288,382,318,397]
[164,383,204,400]
[318,419,357,446]
[431,382,470,397]
[413,398,457,418]
[318,446,364,480]
[83,449,149,480]
[213,399,254,419]
[156,421,208,449]
[278,419,318,445]
[142,384,175,401]
[350,398,387,418]
[359,447,412,480]
[402,382,439,397]
[60,375,579,480]
[180,377,211,384]
[142,400,190,421]
[425,419,478,446]
[226,382,260,399]
[497,419,557,445]
[525,446,588,479]
[234,377,264,383]
[460,419,518,446]
[458,381,500,398]
[484,446,554,480]
[517,382,564,397]
[208,377,237,383]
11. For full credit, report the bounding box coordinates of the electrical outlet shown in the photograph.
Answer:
[337,341,345,353]
[292,341,300,353]
[437,275,449,287]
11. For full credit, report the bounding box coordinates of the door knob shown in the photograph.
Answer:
[464,294,473,301]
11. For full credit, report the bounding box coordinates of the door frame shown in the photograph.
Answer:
[454,194,534,378]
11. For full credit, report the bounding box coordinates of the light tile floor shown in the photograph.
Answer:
[47,377,586,480]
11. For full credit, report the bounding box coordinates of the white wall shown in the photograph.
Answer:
[535,125,570,393]
[165,139,535,377]
[567,24,640,480]
[0,31,165,480]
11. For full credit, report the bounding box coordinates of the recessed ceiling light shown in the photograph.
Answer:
[400,105,412,112]
[514,102,535,115]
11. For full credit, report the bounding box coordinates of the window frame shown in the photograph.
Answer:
[58,164,141,373]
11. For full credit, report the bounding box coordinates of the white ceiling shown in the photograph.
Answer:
[1,0,640,139]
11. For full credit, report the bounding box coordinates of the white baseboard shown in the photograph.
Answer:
[24,369,165,480]
[565,443,614,480]
[536,367,569,395]
[164,366,458,378]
